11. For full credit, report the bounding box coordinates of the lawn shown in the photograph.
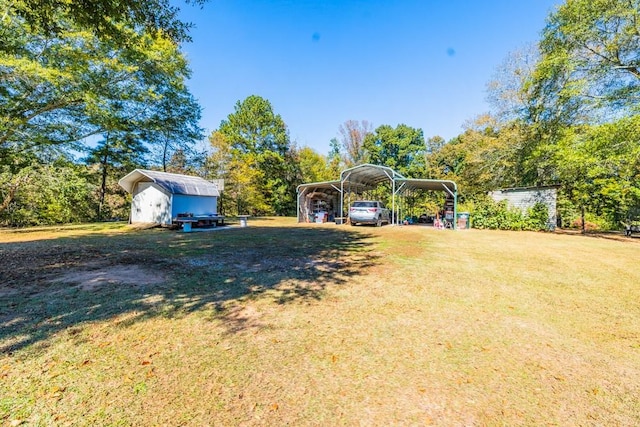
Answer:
[1,218,639,426]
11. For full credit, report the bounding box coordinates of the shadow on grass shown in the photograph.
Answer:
[0,225,379,353]
[553,228,640,243]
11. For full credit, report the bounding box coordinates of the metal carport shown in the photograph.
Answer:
[296,180,342,223]
[296,164,458,228]
[394,178,458,228]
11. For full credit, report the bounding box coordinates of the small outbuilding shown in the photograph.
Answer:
[490,185,559,230]
[119,169,222,226]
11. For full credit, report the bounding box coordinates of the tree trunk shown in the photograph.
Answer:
[98,140,110,220]
[162,131,169,172]
[581,205,586,234]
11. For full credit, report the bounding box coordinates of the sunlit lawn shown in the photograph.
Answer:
[1,218,639,425]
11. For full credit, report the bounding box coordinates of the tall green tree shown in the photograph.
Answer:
[363,124,427,177]
[0,7,198,160]
[144,88,204,171]
[529,0,640,124]
[1,13,95,159]
[0,5,201,225]
[211,96,297,215]
[427,115,527,196]
[554,116,640,229]
[5,0,204,45]
[516,0,640,228]
[219,95,290,156]
[85,134,147,220]
[207,130,267,215]
[295,146,333,183]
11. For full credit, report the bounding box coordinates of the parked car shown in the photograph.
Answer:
[349,200,390,226]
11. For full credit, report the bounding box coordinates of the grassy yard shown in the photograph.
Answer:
[1,218,639,426]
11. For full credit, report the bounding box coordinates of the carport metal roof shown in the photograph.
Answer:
[340,164,404,187]
[296,164,459,228]
[395,178,457,197]
[296,180,342,194]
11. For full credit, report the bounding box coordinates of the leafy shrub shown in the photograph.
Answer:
[527,202,550,230]
[470,198,550,231]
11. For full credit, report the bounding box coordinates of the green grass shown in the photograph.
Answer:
[1,219,639,425]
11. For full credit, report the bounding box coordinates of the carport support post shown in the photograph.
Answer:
[340,181,344,223]
[454,191,458,230]
[393,181,406,226]
[392,179,396,225]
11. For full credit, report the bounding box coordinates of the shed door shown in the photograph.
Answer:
[132,182,171,224]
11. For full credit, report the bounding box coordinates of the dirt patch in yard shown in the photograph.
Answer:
[53,264,167,291]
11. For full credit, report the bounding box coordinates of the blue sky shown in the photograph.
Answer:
[177,0,561,155]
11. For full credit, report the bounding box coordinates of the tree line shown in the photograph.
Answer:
[1,0,638,230]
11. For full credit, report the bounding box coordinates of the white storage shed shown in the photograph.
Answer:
[490,185,559,230]
[119,169,221,225]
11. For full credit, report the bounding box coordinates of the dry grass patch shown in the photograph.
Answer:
[1,219,640,425]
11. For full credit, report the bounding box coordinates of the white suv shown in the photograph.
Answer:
[349,201,390,227]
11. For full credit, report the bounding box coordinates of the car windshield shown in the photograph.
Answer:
[353,201,376,208]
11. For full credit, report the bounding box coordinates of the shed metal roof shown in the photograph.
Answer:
[118,169,220,197]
